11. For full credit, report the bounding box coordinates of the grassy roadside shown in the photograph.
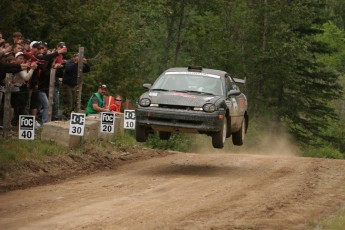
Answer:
[313,207,345,230]
[0,138,69,163]
[0,131,187,163]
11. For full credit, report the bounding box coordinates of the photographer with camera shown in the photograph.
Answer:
[62,51,90,116]
[27,41,67,125]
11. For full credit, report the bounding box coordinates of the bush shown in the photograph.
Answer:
[302,145,344,159]
[144,132,190,152]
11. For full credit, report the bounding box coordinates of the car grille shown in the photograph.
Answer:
[158,104,195,111]
[150,116,202,125]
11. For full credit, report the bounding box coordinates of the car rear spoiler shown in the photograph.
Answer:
[233,77,246,84]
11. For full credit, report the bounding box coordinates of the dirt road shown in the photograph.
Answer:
[1,152,345,230]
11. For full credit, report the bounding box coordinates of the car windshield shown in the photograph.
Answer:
[151,72,223,96]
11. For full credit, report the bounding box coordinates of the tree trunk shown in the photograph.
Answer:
[162,4,178,70]
[173,1,185,66]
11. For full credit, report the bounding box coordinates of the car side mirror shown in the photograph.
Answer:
[228,89,241,97]
[143,83,152,89]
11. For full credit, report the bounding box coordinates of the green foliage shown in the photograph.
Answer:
[1,0,345,156]
[110,131,138,150]
[144,133,190,152]
[302,145,344,159]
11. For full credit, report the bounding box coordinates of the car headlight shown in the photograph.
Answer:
[139,98,151,107]
[203,103,216,112]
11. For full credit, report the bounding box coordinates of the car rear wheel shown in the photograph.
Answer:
[212,117,227,149]
[135,124,148,142]
[226,116,231,138]
[159,131,171,140]
[232,118,245,146]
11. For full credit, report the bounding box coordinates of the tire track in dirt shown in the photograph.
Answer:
[0,153,345,230]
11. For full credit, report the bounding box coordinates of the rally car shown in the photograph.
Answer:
[135,66,248,148]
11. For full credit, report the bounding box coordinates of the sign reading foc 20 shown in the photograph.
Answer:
[100,112,115,133]
[69,113,86,136]
[19,115,35,140]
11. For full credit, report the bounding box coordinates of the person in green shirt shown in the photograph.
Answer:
[85,83,111,115]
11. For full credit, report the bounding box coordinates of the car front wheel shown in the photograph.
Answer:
[135,124,148,142]
[212,117,227,149]
[232,118,245,146]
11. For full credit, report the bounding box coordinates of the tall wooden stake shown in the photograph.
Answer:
[3,73,12,137]
[48,68,56,122]
[75,47,84,112]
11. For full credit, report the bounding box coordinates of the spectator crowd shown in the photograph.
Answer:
[0,31,91,129]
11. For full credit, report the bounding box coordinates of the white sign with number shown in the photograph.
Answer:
[19,115,35,140]
[100,112,115,133]
[124,110,136,130]
[69,113,86,136]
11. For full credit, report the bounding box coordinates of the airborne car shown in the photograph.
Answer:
[135,66,248,149]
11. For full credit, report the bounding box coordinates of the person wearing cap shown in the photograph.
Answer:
[38,42,67,123]
[51,42,67,120]
[22,39,31,52]
[85,83,111,115]
[26,41,67,123]
[9,52,37,125]
[40,41,49,55]
[62,51,90,116]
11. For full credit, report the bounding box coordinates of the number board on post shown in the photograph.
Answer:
[100,112,115,133]
[19,115,35,140]
[124,110,136,130]
[69,113,86,136]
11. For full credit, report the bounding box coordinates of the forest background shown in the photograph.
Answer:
[1,0,345,158]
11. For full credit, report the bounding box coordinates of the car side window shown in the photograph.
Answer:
[225,75,233,93]
[226,75,240,91]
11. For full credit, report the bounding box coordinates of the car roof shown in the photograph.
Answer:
[164,67,228,78]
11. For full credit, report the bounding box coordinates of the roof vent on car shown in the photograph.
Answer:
[188,66,203,72]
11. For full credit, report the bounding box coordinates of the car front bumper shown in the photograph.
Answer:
[135,107,225,133]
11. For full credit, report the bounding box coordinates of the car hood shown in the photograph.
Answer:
[141,91,222,106]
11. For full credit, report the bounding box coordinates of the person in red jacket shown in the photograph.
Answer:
[108,95,123,114]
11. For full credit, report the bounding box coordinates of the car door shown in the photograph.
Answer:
[225,75,246,130]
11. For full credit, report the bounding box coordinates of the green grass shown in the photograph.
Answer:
[0,138,68,163]
[303,146,345,159]
[313,207,345,230]
[100,130,140,151]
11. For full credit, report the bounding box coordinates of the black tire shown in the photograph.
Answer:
[212,117,227,149]
[226,116,231,138]
[159,131,171,140]
[135,124,148,142]
[232,119,245,146]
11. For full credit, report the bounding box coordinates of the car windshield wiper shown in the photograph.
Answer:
[151,88,169,91]
[175,90,215,95]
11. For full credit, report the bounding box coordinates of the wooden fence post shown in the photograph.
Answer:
[75,47,84,112]
[48,68,56,122]
[3,73,12,137]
